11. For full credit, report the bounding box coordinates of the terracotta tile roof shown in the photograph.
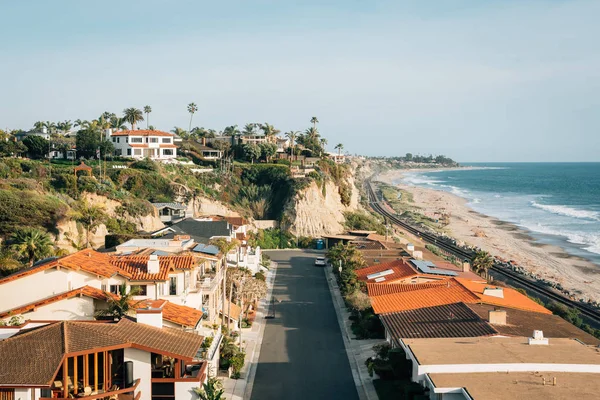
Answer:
[161,302,203,328]
[380,302,498,340]
[466,303,600,345]
[221,301,242,322]
[111,129,174,137]
[0,319,204,386]
[455,278,552,314]
[356,260,419,283]
[225,217,247,227]
[367,281,448,297]
[370,280,480,314]
[0,250,117,285]
[129,143,148,148]
[160,144,178,148]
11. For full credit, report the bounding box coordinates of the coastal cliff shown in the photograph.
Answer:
[282,166,362,237]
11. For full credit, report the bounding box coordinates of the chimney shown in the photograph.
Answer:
[136,300,165,328]
[528,330,549,345]
[483,287,504,298]
[488,309,507,325]
[202,137,206,146]
[462,261,470,273]
[147,254,160,274]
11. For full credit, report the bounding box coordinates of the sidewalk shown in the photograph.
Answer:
[325,266,383,400]
[221,262,277,400]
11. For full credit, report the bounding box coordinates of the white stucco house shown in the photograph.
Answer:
[105,129,178,160]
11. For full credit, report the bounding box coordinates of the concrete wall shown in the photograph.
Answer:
[124,348,151,400]
[14,387,33,400]
[175,381,201,400]
[0,269,101,312]
[15,297,95,321]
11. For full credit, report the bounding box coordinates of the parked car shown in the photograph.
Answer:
[314,257,326,266]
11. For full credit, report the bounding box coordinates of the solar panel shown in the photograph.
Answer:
[193,244,220,255]
[410,259,458,277]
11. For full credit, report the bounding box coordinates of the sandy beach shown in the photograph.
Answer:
[376,169,600,303]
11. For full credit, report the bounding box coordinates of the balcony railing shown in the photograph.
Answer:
[196,268,223,292]
[41,379,140,400]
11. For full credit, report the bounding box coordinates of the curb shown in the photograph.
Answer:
[324,266,373,400]
[242,262,278,399]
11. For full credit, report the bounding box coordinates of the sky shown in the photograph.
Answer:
[1,0,599,162]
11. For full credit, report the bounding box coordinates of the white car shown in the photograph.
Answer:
[314,257,326,266]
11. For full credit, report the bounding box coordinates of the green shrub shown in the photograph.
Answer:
[248,228,296,249]
[297,236,316,249]
[344,211,386,235]
[129,159,159,171]
[254,272,266,281]
[0,188,68,236]
[230,352,246,375]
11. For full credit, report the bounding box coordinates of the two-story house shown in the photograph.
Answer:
[106,129,177,160]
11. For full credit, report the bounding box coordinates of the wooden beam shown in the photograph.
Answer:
[94,353,98,392]
[63,358,68,398]
[73,356,78,394]
[84,355,88,388]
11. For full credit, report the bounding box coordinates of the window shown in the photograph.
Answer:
[134,149,142,155]
[0,388,15,400]
[162,138,171,143]
[163,149,174,156]
[131,285,147,296]
[117,137,120,143]
[126,137,129,143]
[127,148,132,156]
[101,283,107,292]
[112,137,116,143]
[109,285,120,294]
[131,137,143,143]
[114,149,122,156]
[169,276,177,295]
[149,137,158,143]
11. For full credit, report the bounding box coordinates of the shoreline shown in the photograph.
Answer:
[375,169,600,303]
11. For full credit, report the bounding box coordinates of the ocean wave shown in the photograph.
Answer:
[519,222,600,256]
[530,201,600,221]
[402,175,444,186]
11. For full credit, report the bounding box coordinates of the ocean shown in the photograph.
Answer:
[397,163,600,265]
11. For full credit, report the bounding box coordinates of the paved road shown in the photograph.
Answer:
[249,250,359,400]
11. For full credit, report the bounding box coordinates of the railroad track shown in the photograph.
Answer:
[365,179,600,324]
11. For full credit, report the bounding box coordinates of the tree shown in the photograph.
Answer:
[22,136,49,159]
[259,142,277,162]
[123,107,144,130]
[243,143,261,164]
[76,128,113,159]
[57,120,72,134]
[310,116,319,129]
[472,250,493,279]
[10,228,54,267]
[345,289,371,312]
[240,277,267,318]
[110,116,128,131]
[95,283,142,320]
[72,199,106,248]
[142,105,152,129]
[242,123,255,136]
[223,125,240,136]
[405,153,413,161]
[193,377,224,400]
[335,143,344,156]
[187,103,198,133]
[284,131,299,161]
[225,267,249,331]
[171,126,188,139]
[260,123,280,139]
[0,141,27,158]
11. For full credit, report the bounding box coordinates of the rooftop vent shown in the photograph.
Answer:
[147,254,160,274]
[483,287,504,299]
[528,330,549,345]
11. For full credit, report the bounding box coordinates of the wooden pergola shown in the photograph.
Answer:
[74,162,93,177]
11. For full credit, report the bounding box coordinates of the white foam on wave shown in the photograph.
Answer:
[402,174,444,186]
[519,222,600,256]
[530,201,600,222]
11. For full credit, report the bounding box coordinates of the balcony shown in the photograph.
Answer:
[41,379,140,400]
[195,268,223,292]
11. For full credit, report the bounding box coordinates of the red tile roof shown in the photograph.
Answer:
[370,279,480,314]
[111,129,174,137]
[455,278,552,314]
[356,260,419,283]
[367,281,448,297]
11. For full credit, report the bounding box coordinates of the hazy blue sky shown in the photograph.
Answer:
[1,0,599,162]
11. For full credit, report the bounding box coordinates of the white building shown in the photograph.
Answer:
[106,129,178,160]
[0,318,208,400]
[399,334,600,399]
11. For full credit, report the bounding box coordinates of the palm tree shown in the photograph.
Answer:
[285,131,299,161]
[95,283,142,321]
[110,116,128,131]
[123,107,144,130]
[74,119,86,129]
[261,123,280,142]
[43,121,57,134]
[10,228,54,267]
[335,143,344,155]
[187,103,198,133]
[211,238,241,330]
[242,123,255,136]
[472,250,493,279]
[72,199,106,248]
[223,125,240,136]
[171,126,188,139]
[310,116,319,129]
[144,105,152,129]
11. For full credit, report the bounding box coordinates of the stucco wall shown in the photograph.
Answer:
[123,348,151,400]
[175,381,202,400]
[17,297,95,321]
